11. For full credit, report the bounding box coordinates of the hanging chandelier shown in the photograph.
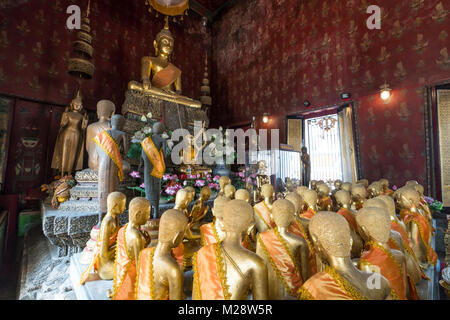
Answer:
[313,116,337,132]
[145,0,189,19]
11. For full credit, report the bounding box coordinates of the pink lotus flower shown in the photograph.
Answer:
[213,175,221,182]
[195,180,206,187]
[162,174,171,181]
[130,171,140,178]
[392,185,398,191]
[238,171,245,178]
[188,174,197,179]
[171,174,178,180]
[250,173,257,179]
[140,183,145,188]
[183,180,188,186]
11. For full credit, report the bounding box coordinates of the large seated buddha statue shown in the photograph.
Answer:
[128,20,201,109]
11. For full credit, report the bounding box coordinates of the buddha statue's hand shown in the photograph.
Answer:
[143,80,151,90]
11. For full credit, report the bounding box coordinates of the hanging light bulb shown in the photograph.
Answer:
[380,82,392,101]
[262,113,269,124]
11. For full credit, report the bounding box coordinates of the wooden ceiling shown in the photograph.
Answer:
[190,0,236,21]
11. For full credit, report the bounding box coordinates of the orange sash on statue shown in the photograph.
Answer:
[354,200,364,211]
[288,218,317,275]
[93,130,123,181]
[142,136,166,179]
[112,225,137,300]
[151,63,181,89]
[318,196,332,211]
[254,201,276,229]
[300,207,316,219]
[172,242,185,270]
[135,247,170,300]
[258,229,303,297]
[337,208,357,231]
[298,266,369,300]
[403,213,437,266]
[359,242,407,300]
[382,188,394,196]
[79,223,119,285]
[200,222,254,251]
[192,243,231,300]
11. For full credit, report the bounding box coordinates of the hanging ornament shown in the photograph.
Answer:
[145,0,188,17]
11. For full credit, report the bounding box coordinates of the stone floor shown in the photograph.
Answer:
[18,225,75,300]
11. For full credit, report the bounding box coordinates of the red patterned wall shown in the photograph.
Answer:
[0,0,210,111]
[211,0,450,188]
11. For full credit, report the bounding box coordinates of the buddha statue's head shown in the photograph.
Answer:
[376,195,396,219]
[257,160,267,173]
[261,184,274,200]
[316,183,330,197]
[222,199,254,234]
[219,176,231,191]
[129,197,151,226]
[357,179,369,188]
[212,196,231,229]
[96,100,115,120]
[224,184,236,199]
[341,182,352,193]
[351,184,367,201]
[335,190,351,208]
[154,22,174,58]
[107,191,126,215]
[368,181,383,198]
[184,186,196,204]
[405,180,419,188]
[175,189,191,210]
[362,197,388,212]
[334,179,343,190]
[310,180,318,190]
[111,114,125,131]
[272,199,296,228]
[200,186,211,201]
[158,209,188,248]
[379,178,389,189]
[303,189,318,208]
[235,189,251,203]
[296,186,308,198]
[71,90,83,112]
[398,188,420,210]
[356,207,391,244]
[413,184,424,197]
[285,192,304,215]
[309,211,352,261]
[153,121,166,135]
[301,146,308,155]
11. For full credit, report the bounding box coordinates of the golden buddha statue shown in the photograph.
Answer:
[218,176,231,197]
[357,179,369,189]
[235,189,257,247]
[235,189,251,204]
[356,207,409,300]
[310,180,318,191]
[296,186,308,199]
[111,197,151,300]
[127,20,201,108]
[334,190,364,259]
[184,186,211,241]
[379,178,394,196]
[411,183,433,224]
[173,188,191,218]
[51,91,88,176]
[135,209,188,300]
[253,184,275,233]
[254,160,270,203]
[341,182,352,193]
[256,199,309,299]
[193,200,269,300]
[331,179,343,209]
[376,195,424,287]
[351,184,367,210]
[316,183,332,211]
[398,188,437,269]
[299,189,318,220]
[298,211,392,300]
[199,196,230,246]
[85,100,115,171]
[178,122,212,176]
[368,181,383,198]
[80,192,126,284]
[224,184,236,200]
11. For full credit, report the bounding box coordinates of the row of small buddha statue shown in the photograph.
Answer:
[79,175,436,300]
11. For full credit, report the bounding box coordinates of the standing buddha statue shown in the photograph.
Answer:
[317,183,332,211]
[254,160,270,203]
[253,184,276,233]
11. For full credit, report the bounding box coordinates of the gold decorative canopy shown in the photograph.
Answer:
[145,0,189,17]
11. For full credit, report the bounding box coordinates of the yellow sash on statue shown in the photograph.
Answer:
[359,242,407,300]
[258,229,303,297]
[300,207,316,219]
[403,213,437,266]
[135,247,170,300]
[93,131,124,181]
[192,243,231,300]
[337,208,358,231]
[288,218,317,276]
[79,222,119,285]
[111,225,137,300]
[298,266,369,300]
[151,63,182,89]
[318,195,332,211]
[142,136,166,179]
[253,201,275,229]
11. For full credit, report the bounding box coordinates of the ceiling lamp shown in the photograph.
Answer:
[262,113,269,124]
[145,0,189,19]
[380,82,392,101]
